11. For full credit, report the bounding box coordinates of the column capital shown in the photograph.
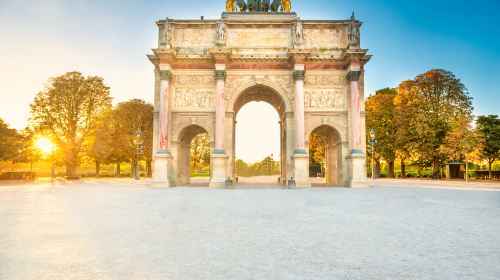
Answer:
[292,70,306,81]
[159,70,173,81]
[347,71,361,82]
[214,70,227,81]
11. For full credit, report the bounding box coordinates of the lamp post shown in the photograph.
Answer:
[369,128,377,180]
[267,153,273,176]
[135,128,143,180]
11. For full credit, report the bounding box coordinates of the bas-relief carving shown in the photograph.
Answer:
[304,28,348,49]
[227,29,292,48]
[305,89,346,109]
[174,88,215,109]
[305,74,346,87]
[173,75,215,87]
[172,28,216,48]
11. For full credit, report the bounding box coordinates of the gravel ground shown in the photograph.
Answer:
[1,179,500,280]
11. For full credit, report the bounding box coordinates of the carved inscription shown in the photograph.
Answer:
[227,28,291,48]
[305,89,346,109]
[304,28,348,49]
[174,88,215,108]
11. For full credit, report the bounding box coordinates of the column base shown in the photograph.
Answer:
[292,153,311,188]
[209,153,228,188]
[152,150,175,188]
[347,153,369,188]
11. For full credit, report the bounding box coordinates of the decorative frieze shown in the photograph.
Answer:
[305,74,346,87]
[304,28,348,49]
[305,89,346,109]
[174,75,214,87]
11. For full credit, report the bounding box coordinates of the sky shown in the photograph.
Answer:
[0,0,499,162]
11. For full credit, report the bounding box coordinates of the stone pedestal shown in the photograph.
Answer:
[347,154,368,188]
[152,151,175,188]
[292,153,311,188]
[209,153,228,188]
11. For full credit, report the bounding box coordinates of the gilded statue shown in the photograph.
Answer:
[226,0,236,12]
[282,0,291,12]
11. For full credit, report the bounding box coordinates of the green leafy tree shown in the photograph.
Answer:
[190,133,210,174]
[30,72,112,178]
[109,99,153,177]
[0,118,21,162]
[366,88,398,177]
[88,109,114,176]
[476,115,500,179]
[395,70,473,178]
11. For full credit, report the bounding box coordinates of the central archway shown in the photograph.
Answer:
[229,84,289,185]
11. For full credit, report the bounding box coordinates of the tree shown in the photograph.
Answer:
[109,99,153,177]
[395,70,473,178]
[88,109,114,177]
[476,115,500,180]
[309,133,326,164]
[0,118,21,162]
[366,88,398,177]
[190,133,210,173]
[30,72,112,178]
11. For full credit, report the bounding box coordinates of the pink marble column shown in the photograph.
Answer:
[347,62,363,154]
[293,68,306,154]
[214,69,227,154]
[159,69,173,151]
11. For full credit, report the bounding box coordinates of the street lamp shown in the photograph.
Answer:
[368,128,377,180]
[135,128,143,180]
[267,153,273,176]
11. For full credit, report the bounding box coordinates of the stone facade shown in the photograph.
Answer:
[148,12,371,188]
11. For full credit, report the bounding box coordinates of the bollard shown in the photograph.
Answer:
[225,177,233,189]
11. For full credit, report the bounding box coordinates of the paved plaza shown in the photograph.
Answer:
[1,179,500,279]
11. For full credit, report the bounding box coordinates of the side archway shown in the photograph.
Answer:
[175,124,211,186]
[307,125,344,186]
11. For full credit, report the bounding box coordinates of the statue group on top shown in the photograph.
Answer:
[226,0,291,13]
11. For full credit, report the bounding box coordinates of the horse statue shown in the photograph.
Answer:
[226,0,236,12]
[247,0,257,12]
[271,0,281,12]
[261,0,270,12]
[236,0,247,12]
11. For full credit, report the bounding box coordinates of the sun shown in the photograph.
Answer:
[34,136,54,155]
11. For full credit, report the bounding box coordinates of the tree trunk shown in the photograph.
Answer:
[95,161,101,177]
[116,162,121,177]
[489,161,493,180]
[401,160,406,178]
[66,161,77,179]
[433,156,440,179]
[388,161,395,178]
[146,160,152,178]
[375,160,381,178]
[131,159,136,178]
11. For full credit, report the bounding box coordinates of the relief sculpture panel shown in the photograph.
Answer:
[305,74,346,87]
[305,89,346,110]
[304,28,348,49]
[174,88,215,109]
[172,28,216,48]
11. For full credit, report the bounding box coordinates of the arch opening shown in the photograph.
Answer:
[232,85,288,185]
[308,125,343,186]
[176,124,211,186]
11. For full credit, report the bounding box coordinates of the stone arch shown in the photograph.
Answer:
[306,119,347,145]
[307,124,344,186]
[175,124,211,186]
[171,118,214,144]
[226,78,293,114]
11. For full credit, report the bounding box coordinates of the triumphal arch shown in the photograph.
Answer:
[148,1,371,188]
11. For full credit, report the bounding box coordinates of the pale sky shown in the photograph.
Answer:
[1,0,499,163]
